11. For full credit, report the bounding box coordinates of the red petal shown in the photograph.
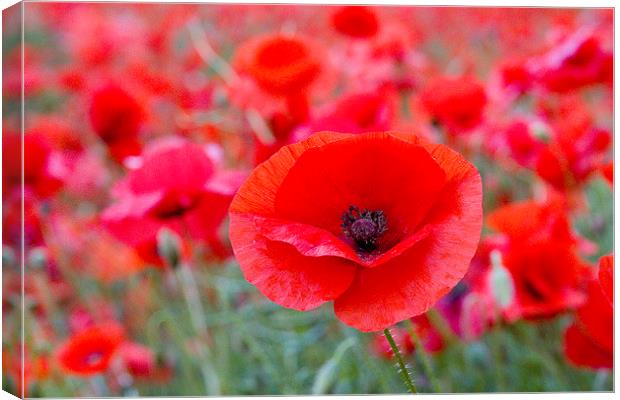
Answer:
[129,142,214,196]
[564,323,612,369]
[274,133,447,246]
[229,132,350,216]
[575,277,613,353]
[598,254,613,305]
[333,142,482,331]
[229,214,357,311]
[250,213,432,268]
[183,192,232,241]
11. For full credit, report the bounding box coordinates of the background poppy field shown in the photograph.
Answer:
[1,3,614,396]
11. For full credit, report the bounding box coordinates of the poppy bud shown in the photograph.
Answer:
[489,249,514,309]
[156,228,182,268]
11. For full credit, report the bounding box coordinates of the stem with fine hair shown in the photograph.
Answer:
[383,328,418,394]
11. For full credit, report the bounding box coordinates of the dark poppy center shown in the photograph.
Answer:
[85,351,104,366]
[151,192,200,220]
[341,205,387,251]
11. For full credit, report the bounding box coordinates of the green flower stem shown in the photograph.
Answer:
[427,309,459,344]
[383,328,418,394]
[176,263,221,395]
[405,320,441,393]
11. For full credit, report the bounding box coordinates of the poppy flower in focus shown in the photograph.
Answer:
[102,139,246,265]
[229,131,482,332]
[331,6,380,39]
[419,76,487,135]
[564,254,613,369]
[233,33,322,98]
[56,322,125,376]
[88,83,146,162]
[486,199,590,321]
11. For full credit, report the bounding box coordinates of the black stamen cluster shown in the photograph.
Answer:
[341,205,388,251]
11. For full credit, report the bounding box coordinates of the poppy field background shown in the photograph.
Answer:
[1,3,614,396]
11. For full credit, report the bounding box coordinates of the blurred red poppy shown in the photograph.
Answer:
[88,83,146,162]
[102,139,245,264]
[229,131,482,331]
[533,96,611,192]
[56,322,125,376]
[502,121,545,169]
[119,342,155,378]
[600,162,613,186]
[499,58,533,93]
[331,6,380,39]
[419,76,487,135]
[487,199,590,321]
[3,132,64,199]
[233,33,321,97]
[564,254,613,369]
[295,91,394,141]
[536,33,612,93]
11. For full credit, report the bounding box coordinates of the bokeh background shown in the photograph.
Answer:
[2,3,614,396]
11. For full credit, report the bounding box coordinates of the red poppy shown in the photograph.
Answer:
[536,127,611,191]
[56,322,125,376]
[533,96,611,192]
[600,161,613,186]
[564,254,613,369]
[102,140,245,265]
[119,342,155,378]
[536,33,612,93]
[233,33,322,97]
[295,91,394,141]
[88,83,145,162]
[3,131,63,199]
[229,131,482,332]
[487,199,589,321]
[419,76,487,134]
[499,58,533,93]
[503,120,545,169]
[331,6,380,39]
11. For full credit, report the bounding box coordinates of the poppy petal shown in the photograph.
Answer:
[129,143,214,195]
[564,323,612,369]
[229,132,350,216]
[274,133,447,242]
[251,213,432,268]
[229,214,357,311]
[333,145,482,331]
[598,254,613,305]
